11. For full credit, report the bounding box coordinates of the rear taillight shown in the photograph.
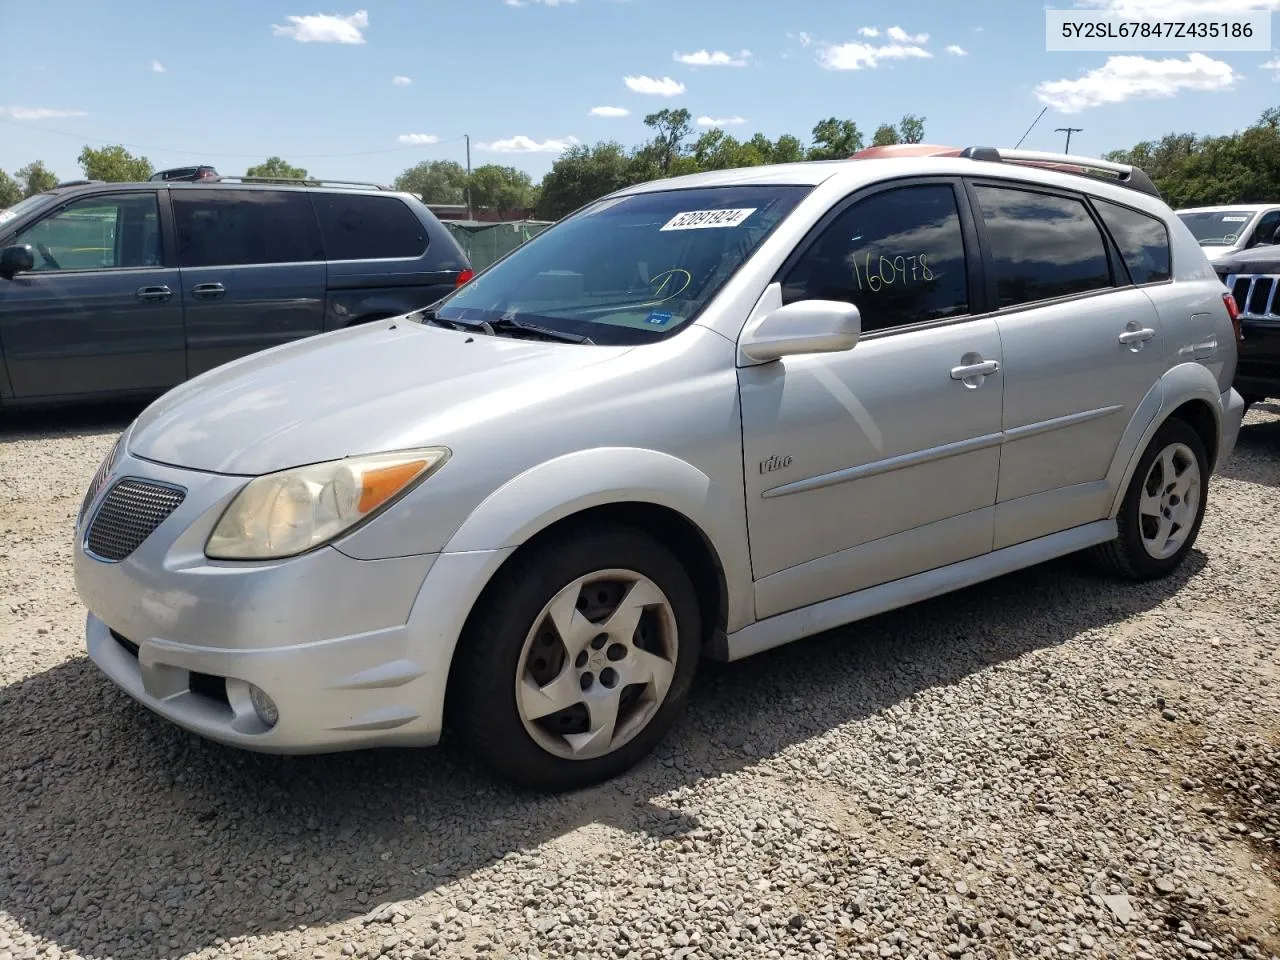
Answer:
[455,269,475,287]
[1223,291,1244,343]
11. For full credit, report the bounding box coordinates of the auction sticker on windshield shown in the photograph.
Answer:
[661,208,756,231]
[0,210,17,225]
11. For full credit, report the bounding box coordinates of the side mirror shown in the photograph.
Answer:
[0,244,34,280]
[740,298,861,363]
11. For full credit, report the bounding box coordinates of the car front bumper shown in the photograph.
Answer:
[73,449,511,754]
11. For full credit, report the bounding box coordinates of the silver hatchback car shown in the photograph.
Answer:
[74,147,1246,790]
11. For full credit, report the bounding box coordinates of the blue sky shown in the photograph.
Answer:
[3,0,1280,186]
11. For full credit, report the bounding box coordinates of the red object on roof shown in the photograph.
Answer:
[850,144,965,159]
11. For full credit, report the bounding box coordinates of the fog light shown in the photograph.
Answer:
[249,684,279,728]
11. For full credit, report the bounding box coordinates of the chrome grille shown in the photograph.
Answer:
[1226,273,1280,323]
[85,478,186,562]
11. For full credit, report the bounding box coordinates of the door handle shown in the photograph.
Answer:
[1118,327,1155,346]
[950,359,1000,381]
[135,285,172,302]
[191,282,225,300]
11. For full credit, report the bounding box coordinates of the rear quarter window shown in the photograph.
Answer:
[313,193,427,261]
[1093,199,1171,285]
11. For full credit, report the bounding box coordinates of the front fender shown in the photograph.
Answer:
[403,447,753,739]
[441,446,753,630]
[1106,361,1224,518]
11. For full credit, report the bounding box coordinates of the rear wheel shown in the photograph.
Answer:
[448,525,700,791]
[1089,418,1208,581]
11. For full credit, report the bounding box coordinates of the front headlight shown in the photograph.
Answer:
[205,447,450,560]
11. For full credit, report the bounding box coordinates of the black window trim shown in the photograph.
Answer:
[10,189,168,276]
[1084,192,1174,290]
[311,192,428,263]
[963,176,1135,317]
[770,174,987,341]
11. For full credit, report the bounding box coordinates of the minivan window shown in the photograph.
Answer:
[431,184,811,345]
[313,194,426,261]
[973,185,1111,308]
[1094,199,1171,286]
[12,193,161,271]
[781,184,969,333]
[173,190,324,267]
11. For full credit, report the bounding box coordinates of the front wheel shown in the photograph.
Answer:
[448,525,701,791]
[1089,418,1209,581]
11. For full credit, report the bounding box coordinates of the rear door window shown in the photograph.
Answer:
[312,193,427,261]
[173,190,324,267]
[1093,199,1171,285]
[972,184,1112,308]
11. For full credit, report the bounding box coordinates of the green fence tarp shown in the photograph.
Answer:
[443,219,553,270]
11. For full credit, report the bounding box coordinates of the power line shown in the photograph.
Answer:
[0,114,467,160]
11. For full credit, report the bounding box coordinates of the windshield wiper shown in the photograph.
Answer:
[410,307,471,332]
[465,315,595,345]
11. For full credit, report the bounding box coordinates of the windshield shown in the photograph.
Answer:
[429,184,812,345]
[0,192,56,230]
[1177,209,1259,246]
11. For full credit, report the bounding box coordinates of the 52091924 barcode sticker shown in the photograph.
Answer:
[660,208,757,231]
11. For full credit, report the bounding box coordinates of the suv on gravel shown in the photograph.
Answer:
[73,146,1244,791]
[0,177,471,408]
[1211,244,1280,409]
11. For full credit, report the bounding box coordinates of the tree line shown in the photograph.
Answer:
[9,107,1280,221]
[0,111,926,219]
[1104,107,1280,209]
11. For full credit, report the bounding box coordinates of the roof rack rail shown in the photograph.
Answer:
[211,175,393,191]
[958,146,1161,200]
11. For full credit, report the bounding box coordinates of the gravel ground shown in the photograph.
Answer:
[1,401,1278,960]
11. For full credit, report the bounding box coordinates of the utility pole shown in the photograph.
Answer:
[465,134,473,221]
[1055,126,1083,153]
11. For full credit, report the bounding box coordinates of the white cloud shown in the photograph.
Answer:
[817,41,932,70]
[696,115,747,127]
[506,0,577,6]
[1035,52,1236,112]
[946,44,968,56]
[798,31,813,46]
[857,26,880,37]
[1074,0,1280,13]
[886,25,929,43]
[674,49,751,67]
[397,133,439,144]
[392,75,412,85]
[1263,57,1280,75]
[590,105,630,117]
[271,9,368,44]
[0,106,88,121]
[479,135,579,153]
[150,60,166,73]
[623,74,686,95]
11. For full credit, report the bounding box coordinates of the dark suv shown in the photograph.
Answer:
[0,178,472,408]
[1213,241,1280,410]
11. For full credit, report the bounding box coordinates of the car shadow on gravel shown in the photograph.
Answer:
[1221,405,1280,488]
[0,548,1207,959]
[0,399,149,440]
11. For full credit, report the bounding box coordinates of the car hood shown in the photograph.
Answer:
[127,320,635,475]
[1212,245,1280,277]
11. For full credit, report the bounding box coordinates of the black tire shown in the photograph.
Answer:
[447,524,701,792]
[1089,418,1209,581]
